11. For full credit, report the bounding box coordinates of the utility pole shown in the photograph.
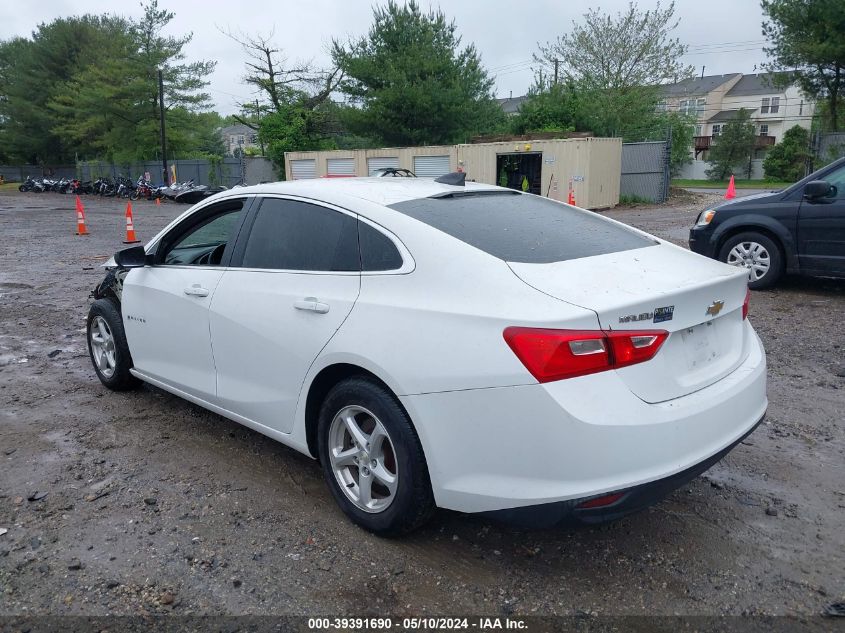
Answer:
[665,125,672,203]
[158,69,168,186]
[238,137,246,185]
[554,59,560,85]
[255,99,265,156]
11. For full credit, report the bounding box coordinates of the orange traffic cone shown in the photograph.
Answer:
[725,175,736,200]
[567,189,576,205]
[123,202,140,244]
[155,197,161,206]
[75,196,89,236]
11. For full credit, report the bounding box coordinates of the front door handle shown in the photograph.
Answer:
[294,297,330,314]
[184,284,210,297]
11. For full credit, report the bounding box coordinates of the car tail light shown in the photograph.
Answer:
[503,327,668,383]
[742,288,750,320]
[606,330,668,369]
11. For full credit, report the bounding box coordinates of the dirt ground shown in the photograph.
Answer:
[0,189,843,620]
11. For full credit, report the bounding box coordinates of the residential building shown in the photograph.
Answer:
[660,73,814,178]
[219,123,260,157]
[496,95,529,116]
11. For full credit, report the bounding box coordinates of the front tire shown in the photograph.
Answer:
[317,377,434,536]
[87,298,141,391]
[718,232,784,290]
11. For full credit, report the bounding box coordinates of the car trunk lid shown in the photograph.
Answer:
[509,243,750,403]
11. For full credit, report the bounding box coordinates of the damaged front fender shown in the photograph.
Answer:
[90,268,128,304]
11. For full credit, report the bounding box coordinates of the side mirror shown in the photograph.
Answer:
[804,180,832,200]
[113,245,148,268]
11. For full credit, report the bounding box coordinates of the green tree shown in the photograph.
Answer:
[513,80,695,176]
[509,80,587,135]
[50,0,216,162]
[0,2,217,164]
[533,2,693,138]
[258,105,337,171]
[0,17,126,163]
[523,1,696,170]
[705,109,757,180]
[661,111,696,177]
[536,1,692,91]
[762,0,845,131]
[762,124,810,181]
[225,30,344,173]
[332,1,503,146]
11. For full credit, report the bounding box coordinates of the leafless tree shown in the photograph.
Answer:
[221,28,343,128]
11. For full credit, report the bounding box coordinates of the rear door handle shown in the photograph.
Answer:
[184,284,210,297]
[294,297,330,314]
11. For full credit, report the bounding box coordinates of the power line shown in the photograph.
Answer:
[488,59,533,72]
[684,46,766,56]
[685,39,767,51]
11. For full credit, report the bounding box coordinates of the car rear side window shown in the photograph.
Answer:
[389,193,655,264]
[241,198,359,271]
[359,222,403,271]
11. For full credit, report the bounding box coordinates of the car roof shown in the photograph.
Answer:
[220,177,500,207]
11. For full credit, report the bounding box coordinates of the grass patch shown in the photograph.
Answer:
[671,178,793,190]
[618,193,654,205]
[0,182,22,191]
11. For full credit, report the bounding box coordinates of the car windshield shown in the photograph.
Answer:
[389,192,655,264]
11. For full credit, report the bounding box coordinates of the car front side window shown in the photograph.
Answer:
[160,203,245,266]
[824,165,845,200]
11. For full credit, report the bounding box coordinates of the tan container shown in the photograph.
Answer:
[285,137,621,209]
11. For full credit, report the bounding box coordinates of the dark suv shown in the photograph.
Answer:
[689,156,845,289]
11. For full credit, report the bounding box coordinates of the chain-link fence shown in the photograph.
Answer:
[815,132,845,166]
[620,141,670,203]
[0,157,279,187]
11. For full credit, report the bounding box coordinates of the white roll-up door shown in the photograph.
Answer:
[290,159,316,179]
[327,158,355,177]
[367,157,400,175]
[413,155,451,178]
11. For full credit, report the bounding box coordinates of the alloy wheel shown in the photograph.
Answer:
[89,316,117,378]
[328,405,399,513]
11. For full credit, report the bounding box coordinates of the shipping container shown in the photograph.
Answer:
[284,137,621,209]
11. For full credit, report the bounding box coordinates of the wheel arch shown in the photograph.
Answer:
[303,362,413,461]
[713,218,796,272]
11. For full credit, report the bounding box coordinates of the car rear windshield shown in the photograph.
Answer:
[388,193,655,264]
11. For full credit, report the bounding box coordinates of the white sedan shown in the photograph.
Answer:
[87,175,767,535]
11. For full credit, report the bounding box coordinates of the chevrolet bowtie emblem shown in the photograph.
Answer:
[706,300,725,317]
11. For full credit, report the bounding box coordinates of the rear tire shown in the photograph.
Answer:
[317,377,434,536]
[718,232,783,290]
[87,298,141,391]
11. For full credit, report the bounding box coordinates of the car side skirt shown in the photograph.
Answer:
[129,369,313,457]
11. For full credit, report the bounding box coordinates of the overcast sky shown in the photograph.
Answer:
[2,0,771,115]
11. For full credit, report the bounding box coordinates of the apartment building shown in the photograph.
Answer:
[219,123,261,157]
[660,73,814,178]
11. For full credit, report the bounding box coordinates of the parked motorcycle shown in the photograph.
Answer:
[130,177,154,201]
[172,182,228,204]
[158,180,195,201]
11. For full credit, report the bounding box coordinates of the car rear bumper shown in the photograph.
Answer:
[401,323,767,515]
[478,415,762,527]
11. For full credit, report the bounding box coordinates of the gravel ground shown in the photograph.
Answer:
[0,189,843,619]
